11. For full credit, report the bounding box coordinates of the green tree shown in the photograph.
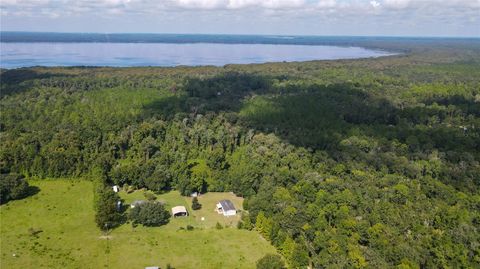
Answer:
[144,167,171,193]
[256,211,273,241]
[94,185,123,230]
[128,201,171,227]
[281,236,295,263]
[0,173,31,204]
[191,197,202,210]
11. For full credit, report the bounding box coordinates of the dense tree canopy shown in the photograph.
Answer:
[1,41,480,268]
[128,201,171,227]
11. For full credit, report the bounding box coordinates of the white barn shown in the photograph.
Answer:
[216,200,236,216]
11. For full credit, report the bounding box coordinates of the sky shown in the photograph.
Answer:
[0,0,479,37]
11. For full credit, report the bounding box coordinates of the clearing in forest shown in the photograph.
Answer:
[0,180,276,269]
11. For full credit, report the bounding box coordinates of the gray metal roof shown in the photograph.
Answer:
[132,200,146,206]
[219,199,236,212]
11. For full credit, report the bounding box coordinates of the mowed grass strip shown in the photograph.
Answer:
[1,180,276,269]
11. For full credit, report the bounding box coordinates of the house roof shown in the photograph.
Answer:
[132,200,146,206]
[171,206,188,215]
[219,200,236,212]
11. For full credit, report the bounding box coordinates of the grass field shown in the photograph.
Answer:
[119,189,243,228]
[0,180,276,269]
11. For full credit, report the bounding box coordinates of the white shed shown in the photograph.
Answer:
[216,200,236,217]
[171,206,188,217]
[112,185,120,193]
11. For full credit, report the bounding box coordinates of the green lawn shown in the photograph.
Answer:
[119,189,244,228]
[1,180,276,269]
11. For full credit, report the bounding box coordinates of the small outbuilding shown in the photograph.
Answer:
[145,267,159,269]
[130,200,146,208]
[116,201,122,212]
[216,199,236,216]
[112,185,120,193]
[171,206,188,217]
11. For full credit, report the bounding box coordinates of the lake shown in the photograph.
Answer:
[0,42,393,68]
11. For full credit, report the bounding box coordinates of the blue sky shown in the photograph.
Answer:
[1,0,479,37]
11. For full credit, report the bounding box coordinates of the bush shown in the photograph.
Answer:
[215,222,223,229]
[238,213,253,230]
[256,254,285,269]
[186,225,194,231]
[143,191,157,201]
[0,173,31,204]
[28,227,43,238]
[191,197,202,210]
[128,201,171,227]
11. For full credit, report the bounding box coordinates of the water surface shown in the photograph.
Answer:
[0,42,393,68]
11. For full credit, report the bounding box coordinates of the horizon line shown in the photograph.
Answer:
[1,30,479,39]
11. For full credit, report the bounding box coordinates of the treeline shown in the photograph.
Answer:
[1,45,480,268]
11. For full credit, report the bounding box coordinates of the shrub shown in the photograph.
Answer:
[215,222,223,229]
[28,227,43,238]
[128,201,171,227]
[143,191,157,201]
[238,213,253,230]
[186,225,194,231]
[125,185,135,194]
[0,173,31,204]
[256,254,285,269]
[191,197,202,210]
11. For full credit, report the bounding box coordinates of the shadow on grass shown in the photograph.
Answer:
[0,185,40,205]
[26,185,41,197]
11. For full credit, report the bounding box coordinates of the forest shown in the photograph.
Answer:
[1,40,480,268]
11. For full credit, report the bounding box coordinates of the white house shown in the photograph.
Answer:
[216,199,236,216]
[112,185,120,193]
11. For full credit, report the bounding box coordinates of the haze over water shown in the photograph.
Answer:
[0,42,392,68]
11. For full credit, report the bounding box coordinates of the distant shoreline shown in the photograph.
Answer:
[1,32,478,46]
